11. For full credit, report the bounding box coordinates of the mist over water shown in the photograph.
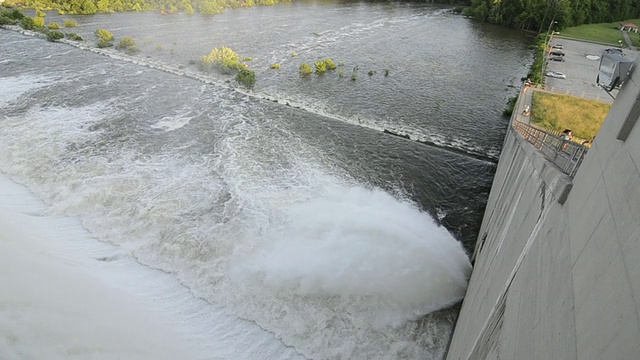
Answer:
[0,3,530,359]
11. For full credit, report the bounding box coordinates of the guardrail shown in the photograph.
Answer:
[512,120,588,178]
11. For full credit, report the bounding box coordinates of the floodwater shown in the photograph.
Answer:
[0,2,531,359]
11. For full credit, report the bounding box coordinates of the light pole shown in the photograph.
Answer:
[540,19,558,83]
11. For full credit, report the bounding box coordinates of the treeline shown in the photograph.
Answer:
[463,0,640,31]
[4,0,288,15]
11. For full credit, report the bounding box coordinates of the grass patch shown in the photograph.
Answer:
[559,21,632,47]
[531,91,611,140]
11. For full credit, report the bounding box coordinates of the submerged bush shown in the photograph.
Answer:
[368,70,376,76]
[0,14,17,25]
[241,57,253,62]
[46,30,64,42]
[47,22,60,29]
[323,58,336,70]
[97,39,113,48]
[65,32,83,41]
[315,60,327,74]
[299,63,312,75]
[198,46,247,74]
[63,19,77,27]
[95,29,114,42]
[503,96,518,116]
[384,68,390,76]
[3,9,26,21]
[32,16,45,28]
[270,63,280,69]
[236,69,256,88]
[116,36,140,54]
[36,9,46,18]
[338,69,344,77]
[20,17,36,30]
[291,51,297,57]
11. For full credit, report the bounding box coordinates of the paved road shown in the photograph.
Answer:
[543,37,638,103]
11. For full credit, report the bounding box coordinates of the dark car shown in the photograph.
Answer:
[550,56,565,62]
[605,48,624,56]
[552,44,564,49]
[550,51,565,56]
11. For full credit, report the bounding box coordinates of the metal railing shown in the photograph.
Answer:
[513,120,589,178]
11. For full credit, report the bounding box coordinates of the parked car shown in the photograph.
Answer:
[546,71,567,79]
[550,51,565,56]
[550,56,565,62]
[605,48,624,56]
[552,44,564,49]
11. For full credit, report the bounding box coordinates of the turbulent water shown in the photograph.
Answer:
[0,3,530,359]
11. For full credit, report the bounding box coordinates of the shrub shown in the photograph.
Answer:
[368,70,377,76]
[32,16,45,28]
[323,58,336,70]
[291,51,297,57]
[0,16,16,25]
[97,40,113,48]
[198,46,247,74]
[95,29,114,42]
[46,30,64,42]
[315,60,327,74]
[299,63,313,75]
[236,69,256,88]
[21,17,35,30]
[338,69,344,77]
[4,9,26,20]
[503,96,518,116]
[116,36,140,54]
[65,32,83,41]
[0,12,19,24]
[270,63,280,69]
[64,19,77,27]
[36,9,46,17]
[48,22,60,29]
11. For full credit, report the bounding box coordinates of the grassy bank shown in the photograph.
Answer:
[531,91,611,141]
[559,20,640,48]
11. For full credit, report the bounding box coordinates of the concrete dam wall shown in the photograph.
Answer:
[446,67,640,360]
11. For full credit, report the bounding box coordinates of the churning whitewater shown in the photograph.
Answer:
[0,57,470,359]
[0,3,530,357]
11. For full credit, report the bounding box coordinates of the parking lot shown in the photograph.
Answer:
[543,37,638,103]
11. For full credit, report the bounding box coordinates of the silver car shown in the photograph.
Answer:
[546,71,567,79]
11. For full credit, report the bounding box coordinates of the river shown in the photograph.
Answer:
[0,2,531,359]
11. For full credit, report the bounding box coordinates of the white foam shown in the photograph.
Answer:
[230,186,471,328]
[0,176,306,360]
[0,75,52,107]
